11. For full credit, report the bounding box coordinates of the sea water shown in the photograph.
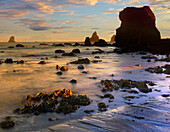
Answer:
[0,42,169,132]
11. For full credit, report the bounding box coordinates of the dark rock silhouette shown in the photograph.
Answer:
[16,44,26,47]
[93,39,108,46]
[90,31,99,42]
[111,35,116,42]
[8,36,15,42]
[115,6,160,50]
[84,37,92,46]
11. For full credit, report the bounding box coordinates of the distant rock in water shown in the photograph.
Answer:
[84,37,92,46]
[93,39,107,46]
[90,31,99,42]
[115,6,160,50]
[8,36,15,42]
[111,35,116,42]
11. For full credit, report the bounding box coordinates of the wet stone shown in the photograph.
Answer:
[84,110,94,113]
[5,58,13,63]
[97,102,108,112]
[38,61,47,64]
[72,49,80,53]
[14,89,91,115]
[78,64,85,69]
[0,120,15,129]
[70,79,77,83]
[60,66,68,71]
[55,49,65,53]
[70,58,90,64]
[82,71,90,74]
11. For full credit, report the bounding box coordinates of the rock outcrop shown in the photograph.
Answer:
[115,6,160,50]
[93,39,108,46]
[8,36,15,42]
[90,31,99,42]
[111,35,116,42]
[84,37,92,46]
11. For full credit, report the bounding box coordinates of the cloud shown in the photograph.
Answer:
[53,31,70,34]
[103,8,115,14]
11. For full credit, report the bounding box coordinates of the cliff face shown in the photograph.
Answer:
[90,31,99,42]
[115,6,161,49]
[111,35,116,42]
[8,36,15,42]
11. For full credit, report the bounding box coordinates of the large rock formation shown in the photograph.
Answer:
[84,37,92,46]
[111,35,116,42]
[90,31,99,42]
[8,36,16,42]
[115,6,160,50]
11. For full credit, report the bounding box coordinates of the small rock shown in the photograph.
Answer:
[78,64,85,69]
[147,59,151,62]
[82,71,90,74]
[70,79,77,83]
[48,118,53,121]
[56,65,60,69]
[97,102,108,111]
[56,71,62,75]
[162,94,170,97]
[0,120,15,129]
[60,66,68,71]
[103,93,114,99]
[84,110,94,113]
[5,58,13,63]
[55,49,65,53]
[16,44,26,47]
[89,77,97,79]
[70,58,90,64]
[38,61,47,64]
[72,49,80,53]
[94,56,100,58]
[91,60,102,63]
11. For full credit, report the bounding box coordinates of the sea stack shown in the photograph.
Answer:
[8,36,16,42]
[115,6,160,50]
[90,31,99,42]
[111,35,116,42]
[84,37,92,46]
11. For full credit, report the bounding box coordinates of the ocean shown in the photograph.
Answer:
[0,42,169,132]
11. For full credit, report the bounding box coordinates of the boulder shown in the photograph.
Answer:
[16,44,26,47]
[5,58,13,63]
[93,39,108,46]
[90,31,99,42]
[72,49,80,53]
[8,36,15,42]
[64,43,72,46]
[84,37,92,46]
[115,6,160,50]
[55,49,65,53]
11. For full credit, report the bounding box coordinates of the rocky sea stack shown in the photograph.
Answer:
[115,6,160,51]
[90,31,99,42]
[8,36,16,42]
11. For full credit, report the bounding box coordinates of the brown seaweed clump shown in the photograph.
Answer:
[14,89,91,115]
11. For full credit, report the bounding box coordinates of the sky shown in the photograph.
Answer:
[0,0,170,42]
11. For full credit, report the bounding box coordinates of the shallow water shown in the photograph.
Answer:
[0,42,169,132]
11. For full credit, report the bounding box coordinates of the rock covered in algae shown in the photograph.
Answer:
[14,89,91,115]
